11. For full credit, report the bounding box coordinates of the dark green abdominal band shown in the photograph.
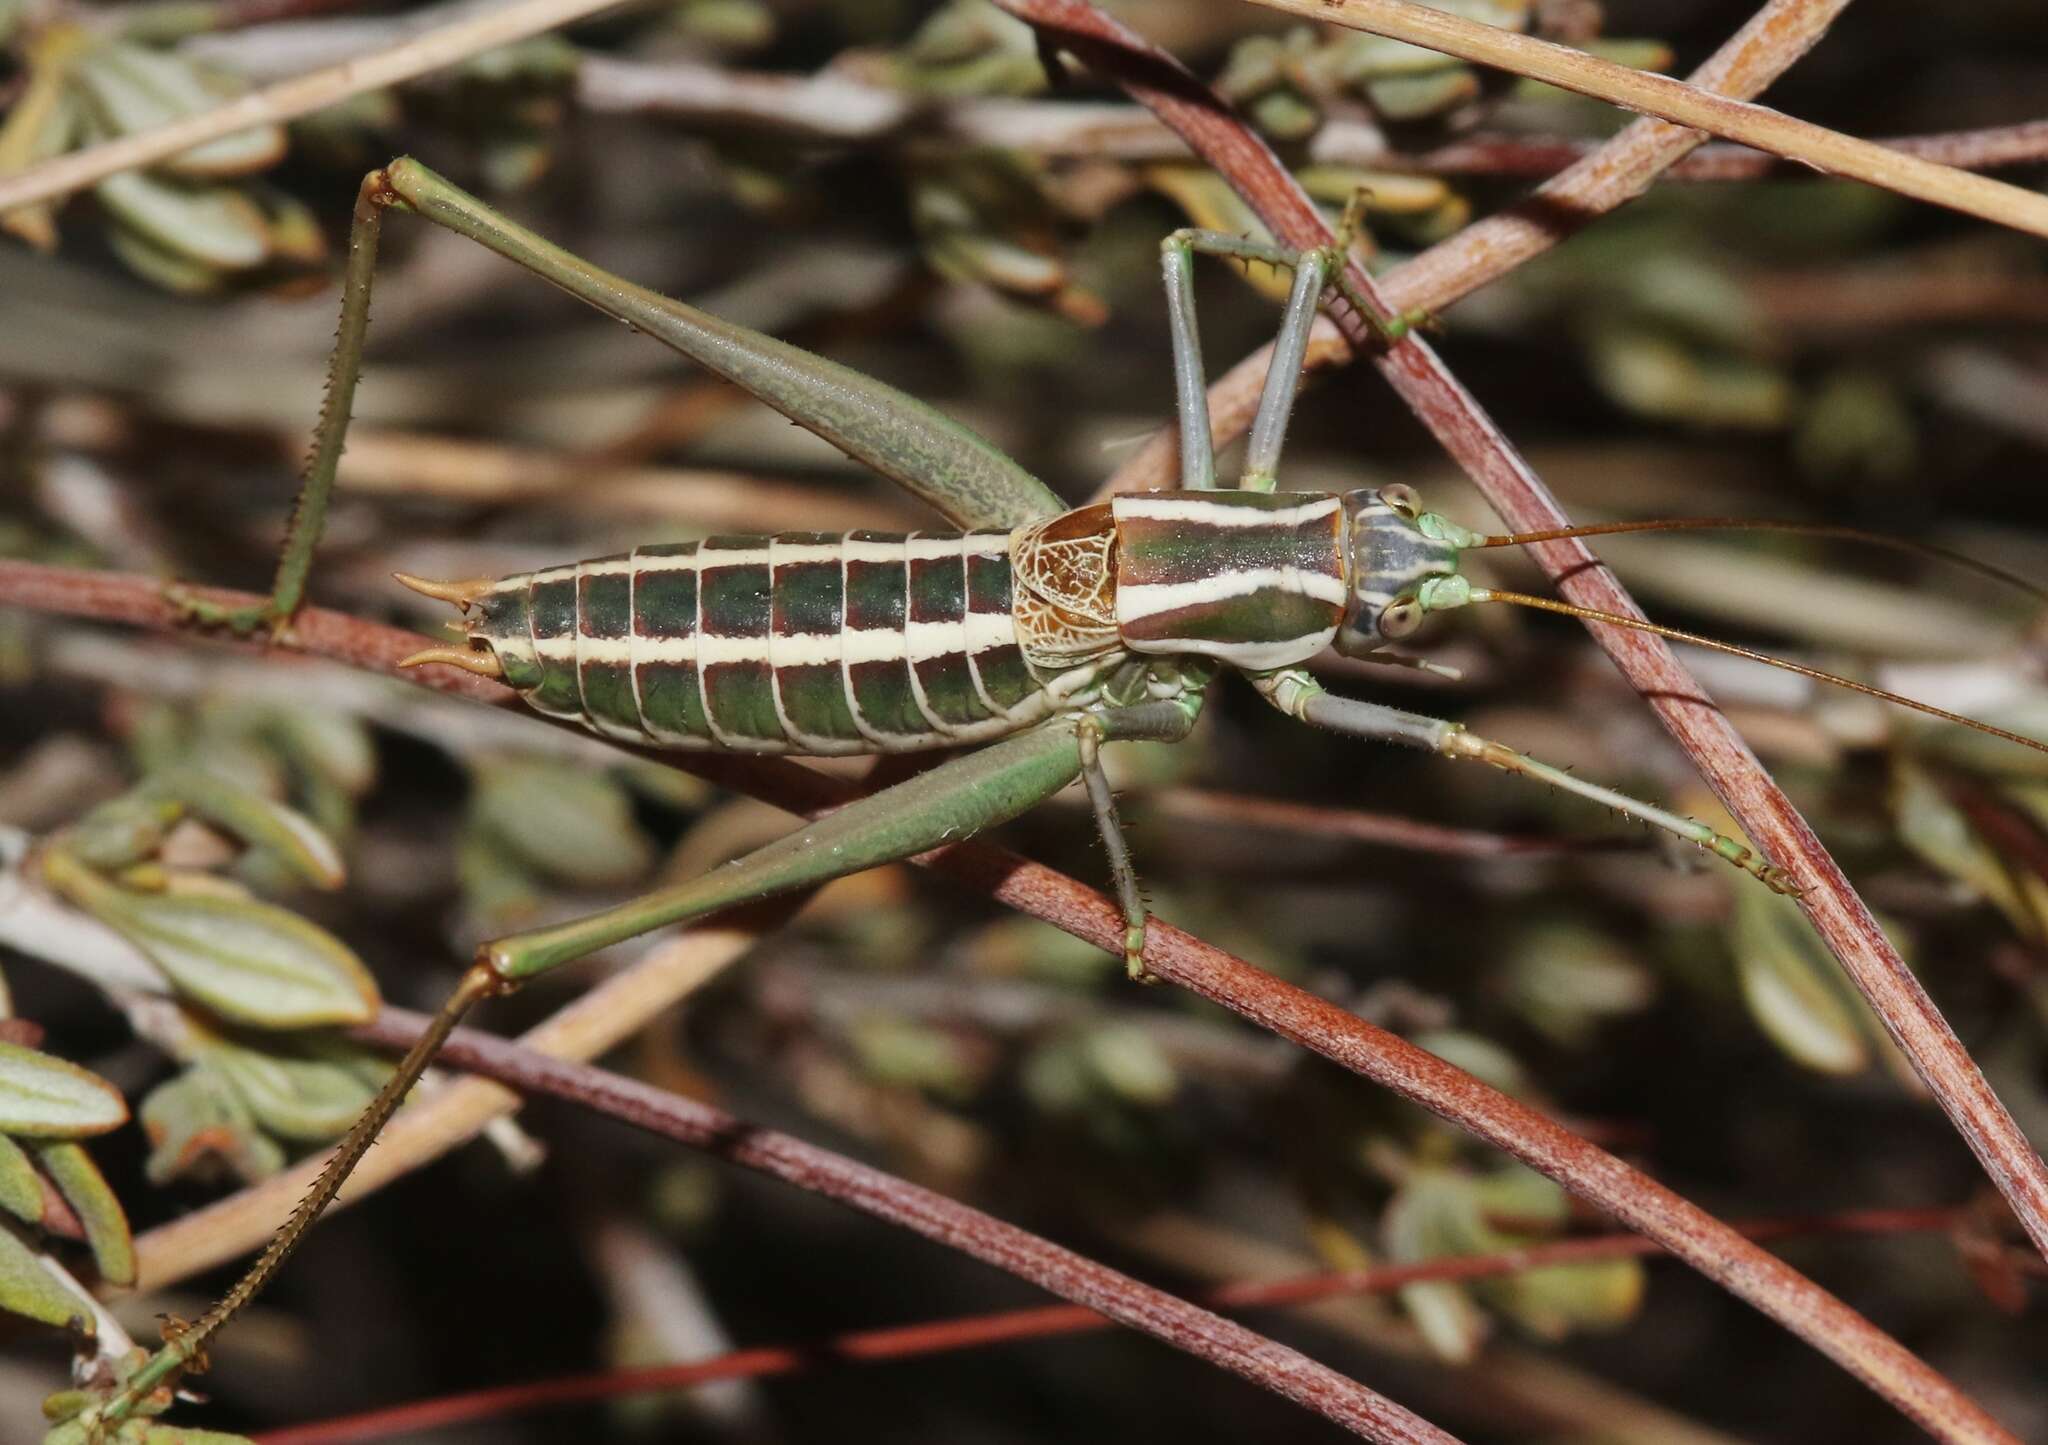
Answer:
[908,535,982,727]
[630,542,710,745]
[524,568,583,719]
[771,539,862,747]
[485,530,1047,754]
[575,561,641,737]
[697,537,781,745]
[965,541,1037,711]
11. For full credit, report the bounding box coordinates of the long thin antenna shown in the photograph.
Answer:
[1469,518,2048,607]
[1467,587,2048,759]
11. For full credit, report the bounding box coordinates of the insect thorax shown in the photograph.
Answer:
[1108,492,1349,671]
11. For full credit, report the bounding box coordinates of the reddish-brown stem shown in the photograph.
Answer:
[271,1011,1979,1445]
[995,0,2048,1277]
[300,1015,1451,1444]
[1154,789,1643,858]
[0,559,2019,1443]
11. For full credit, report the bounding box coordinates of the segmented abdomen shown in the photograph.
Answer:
[475,530,1113,754]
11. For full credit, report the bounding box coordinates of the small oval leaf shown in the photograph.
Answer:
[470,761,651,889]
[140,1069,284,1186]
[263,708,377,799]
[0,1226,92,1331]
[87,890,377,1029]
[0,1135,48,1225]
[94,170,269,270]
[30,1142,133,1287]
[146,769,345,890]
[206,1038,381,1142]
[0,1043,128,1137]
[1728,886,1869,1075]
[1382,1171,1488,1363]
[73,42,285,176]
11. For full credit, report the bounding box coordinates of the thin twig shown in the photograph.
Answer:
[335,427,922,530]
[0,560,2016,1444]
[575,54,2048,182]
[1027,0,2048,1282]
[266,1010,1975,1445]
[1152,788,1644,858]
[1327,121,2048,181]
[0,0,637,216]
[1245,0,2048,240]
[331,1008,1455,1445]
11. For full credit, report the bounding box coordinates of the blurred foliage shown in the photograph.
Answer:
[2,0,2046,1440]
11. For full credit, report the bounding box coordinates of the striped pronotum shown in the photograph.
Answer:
[471,530,1119,755]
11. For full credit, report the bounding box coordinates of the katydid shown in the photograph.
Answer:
[91,155,2047,1431]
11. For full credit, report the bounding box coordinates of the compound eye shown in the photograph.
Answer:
[1378,597,1424,639]
[1379,484,1421,518]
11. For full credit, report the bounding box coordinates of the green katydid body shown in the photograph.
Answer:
[437,489,1467,755]
[97,155,1830,1432]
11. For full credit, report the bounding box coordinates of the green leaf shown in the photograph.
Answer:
[1468,1162,1568,1228]
[0,1224,93,1330]
[847,1016,977,1100]
[117,892,376,1027]
[1891,758,2039,937]
[67,795,184,871]
[470,761,652,889]
[140,1069,284,1185]
[1381,1170,1488,1363]
[1727,885,1869,1075]
[1468,1168,1639,1338]
[54,860,376,1028]
[72,41,285,176]
[1388,1164,1645,1349]
[1410,1029,1527,1095]
[1499,922,1655,1048]
[0,33,86,251]
[1365,68,1480,120]
[0,1043,128,1137]
[103,215,231,294]
[144,769,345,890]
[31,1142,133,1287]
[0,1134,49,1225]
[205,1036,383,1142]
[1484,1252,1644,1340]
[94,171,269,270]
[1082,1024,1176,1106]
[260,707,377,799]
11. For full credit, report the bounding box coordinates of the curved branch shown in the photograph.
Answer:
[1004,0,2048,1279]
[0,559,2018,1443]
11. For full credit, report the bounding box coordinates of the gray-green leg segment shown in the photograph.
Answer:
[490,702,1196,984]
[384,159,1064,531]
[1250,668,1797,893]
[1159,228,1331,495]
[172,172,392,636]
[1076,700,1199,981]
